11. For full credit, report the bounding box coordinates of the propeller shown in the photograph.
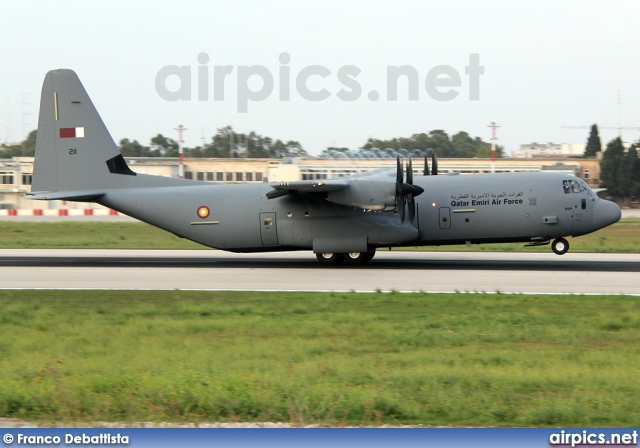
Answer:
[431,151,438,175]
[423,151,437,175]
[396,156,424,222]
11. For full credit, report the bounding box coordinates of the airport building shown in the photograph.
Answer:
[512,142,587,158]
[0,156,602,211]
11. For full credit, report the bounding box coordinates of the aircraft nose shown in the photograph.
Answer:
[593,199,621,230]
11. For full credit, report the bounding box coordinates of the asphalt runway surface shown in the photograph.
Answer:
[1,249,638,295]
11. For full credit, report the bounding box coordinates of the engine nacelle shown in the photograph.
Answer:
[326,179,396,211]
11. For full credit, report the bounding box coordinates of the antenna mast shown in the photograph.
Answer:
[21,93,30,155]
[174,125,187,178]
[488,121,500,174]
[5,96,10,144]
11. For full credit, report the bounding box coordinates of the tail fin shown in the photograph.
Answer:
[32,69,135,197]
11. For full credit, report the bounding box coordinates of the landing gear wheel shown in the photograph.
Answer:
[316,252,344,265]
[342,249,376,265]
[552,237,569,255]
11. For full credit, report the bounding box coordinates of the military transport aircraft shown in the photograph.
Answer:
[29,69,621,264]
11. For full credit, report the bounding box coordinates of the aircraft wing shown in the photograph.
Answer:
[266,180,349,199]
[267,177,400,211]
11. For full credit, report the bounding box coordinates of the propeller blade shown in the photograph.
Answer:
[396,156,405,221]
[431,152,438,175]
[405,159,424,222]
[408,193,415,222]
[396,156,424,223]
[424,155,430,176]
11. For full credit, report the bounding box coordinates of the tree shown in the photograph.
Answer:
[246,132,271,158]
[625,142,640,199]
[119,138,159,157]
[150,134,178,156]
[584,124,601,157]
[600,137,627,197]
[270,140,288,158]
[276,140,307,158]
[360,129,499,158]
[476,144,504,159]
[0,130,37,158]
[451,131,477,157]
[193,126,308,159]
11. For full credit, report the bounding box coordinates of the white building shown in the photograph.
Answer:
[512,142,586,158]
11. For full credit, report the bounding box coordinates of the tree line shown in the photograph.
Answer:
[119,126,308,159]
[1,127,501,160]
[119,127,503,160]
[360,130,503,158]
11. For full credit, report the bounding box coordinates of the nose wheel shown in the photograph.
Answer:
[552,237,569,255]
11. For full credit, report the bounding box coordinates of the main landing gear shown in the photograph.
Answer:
[316,249,376,265]
[551,237,569,255]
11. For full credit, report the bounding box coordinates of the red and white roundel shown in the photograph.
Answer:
[197,206,210,219]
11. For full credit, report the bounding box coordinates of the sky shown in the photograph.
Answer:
[1,0,639,156]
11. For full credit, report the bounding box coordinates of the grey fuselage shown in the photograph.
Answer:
[96,171,616,253]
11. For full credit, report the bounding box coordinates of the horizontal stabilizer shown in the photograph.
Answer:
[28,190,105,201]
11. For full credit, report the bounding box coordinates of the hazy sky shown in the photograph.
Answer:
[1,0,639,155]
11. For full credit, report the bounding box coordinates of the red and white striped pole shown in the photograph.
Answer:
[174,125,187,178]
[488,122,500,174]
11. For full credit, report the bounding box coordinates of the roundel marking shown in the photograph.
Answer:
[197,206,210,219]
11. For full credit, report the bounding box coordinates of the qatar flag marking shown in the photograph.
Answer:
[60,127,85,138]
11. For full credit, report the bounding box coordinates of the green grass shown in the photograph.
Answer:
[0,290,639,426]
[408,218,640,253]
[0,218,640,253]
[0,219,637,251]
[0,222,202,249]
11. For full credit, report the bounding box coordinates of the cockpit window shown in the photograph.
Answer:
[563,179,589,194]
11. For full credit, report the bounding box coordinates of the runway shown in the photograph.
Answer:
[1,249,639,295]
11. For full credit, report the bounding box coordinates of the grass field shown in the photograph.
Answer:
[0,222,203,249]
[0,219,638,252]
[0,290,638,427]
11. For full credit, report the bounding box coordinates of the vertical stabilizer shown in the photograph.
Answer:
[32,69,131,194]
